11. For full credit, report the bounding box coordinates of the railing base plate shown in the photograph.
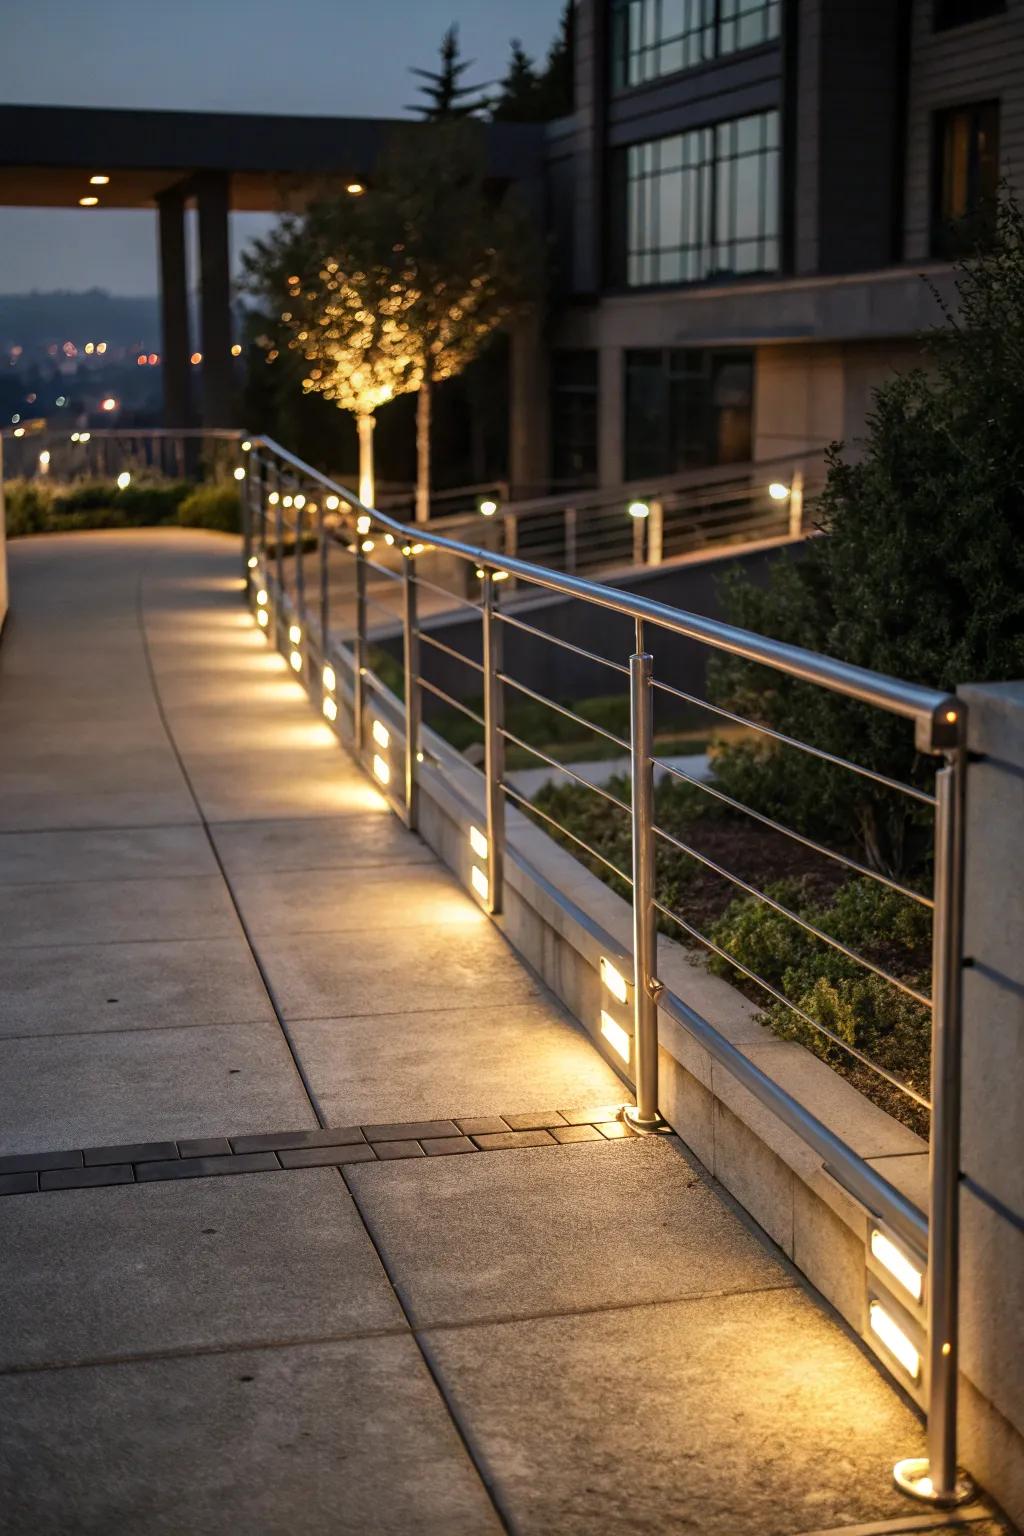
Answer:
[893,1458,975,1507]
[622,1105,668,1136]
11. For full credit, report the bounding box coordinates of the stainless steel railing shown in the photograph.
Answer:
[237,429,968,1507]
[1,425,243,484]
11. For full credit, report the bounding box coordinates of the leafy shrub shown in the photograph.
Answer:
[176,484,241,533]
[4,477,193,535]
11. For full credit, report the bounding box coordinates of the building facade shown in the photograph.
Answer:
[517,0,1024,492]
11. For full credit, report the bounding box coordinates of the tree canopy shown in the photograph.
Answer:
[407,24,488,120]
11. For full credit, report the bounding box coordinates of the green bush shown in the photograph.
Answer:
[176,484,241,533]
[4,477,194,535]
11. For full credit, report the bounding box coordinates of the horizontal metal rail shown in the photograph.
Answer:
[496,673,631,752]
[500,727,632,813]
[495,609,630,675]
[419,631,485,674]
[502,781,634,886]
[418,676,485,729]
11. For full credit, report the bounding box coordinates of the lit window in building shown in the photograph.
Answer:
[550,351,599,486]
[931,100,1000,257]
[611,0,779,89]
[622,110,779,287]
[624,348,753,479]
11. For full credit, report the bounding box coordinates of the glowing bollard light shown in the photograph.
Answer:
[247,555,258,570]
[469,825,488,860]
[471,864,489,902]
[479,498,498,517]
[372,719,390,750]
[870,1229,924,1304]
[628,500,649,519]
[257,609,269,628]
[600,1010,631,1063]
[768,481,790,501]
[256,589,268,607]
[323,664,336,693]
[869,1301,920,1380]
[116,471,131,490]
[234,467,246,481]
[323,696,338,723]
[289,624,302,645]
[289,650,303,672]
[600,957,629,1006]
[372,754,390,786]
[356,514,372,535]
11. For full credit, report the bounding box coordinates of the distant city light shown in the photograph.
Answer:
[230,343,242,356]
[346,182,365,196]
[96,342,107,354]
[137,354,147,366]
[148,353,158,365]
[38,449,50,470]
[84,342,95,355]
[55,396,66,406]
[11,413,19,423]
[233,467,246,481]
[101,397,118,412]
[190,352,202,365]
[13,426,24,436]
[79,196,99,207]
[79,431,91,442]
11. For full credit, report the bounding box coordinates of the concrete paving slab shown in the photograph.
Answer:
[0,874,239,947]
[0,1335,501,1536]
[234,862,489,936]
[347,1135,794,1328]
[422,1286,925,1536]
[0,935,274,1036]
[0,825,217,885]
[289,1001,625,1125]
[257,921,545,1019]
[0,1022,314,1154]
[211,814,434,874]
[0,1169,402,1370]
[0,784,199,833]
[183,748,377,822]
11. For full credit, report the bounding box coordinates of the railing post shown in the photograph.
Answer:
[318,501,330,656]
[895,747,972,1507]
[353,539,367,753]
[564,506,577,574]
[240,453,254,578]
[789,469,805,539]
[482,573,505,915]
[295,495,305,626]
[625,629,661,1130]
[403,550,421,830]
[648,498,664,567]
[274,471,285,598]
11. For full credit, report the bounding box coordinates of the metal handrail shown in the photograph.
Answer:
[241,431,968,1509]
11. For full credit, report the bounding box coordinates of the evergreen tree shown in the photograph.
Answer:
[491,40,543,123]
[536,1,574,120]
[407,24,487,120]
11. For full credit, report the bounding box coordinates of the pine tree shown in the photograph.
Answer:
[407,24,487,120]
[536,1,574,119]
[491,40,543,123]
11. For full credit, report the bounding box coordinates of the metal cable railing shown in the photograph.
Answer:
[230,429,969,1509]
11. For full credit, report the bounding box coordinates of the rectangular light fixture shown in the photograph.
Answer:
[869,1301,920,1381]
[289,624,302,644]
[257,609,269,628]
[322,696,338,723]
[471,865,489,901]
[469,825,488,861]
[600,1010,631,1063]
[372,719,390,750]
[871,1230,924,1303]
[289,650,303,672]
[373,754,390,786]
[323,664,336,693]
[600,957,629,1006]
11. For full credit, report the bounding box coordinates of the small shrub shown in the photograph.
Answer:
[176,484,241,533]
[4,477,193,534]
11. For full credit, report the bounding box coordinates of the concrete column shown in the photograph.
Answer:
[508,313,549,498]
[195,170,235,427]
[597,345,623,486]
[157,185,192,429]
[956,681,1024,1528]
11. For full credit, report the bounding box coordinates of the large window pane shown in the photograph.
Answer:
[611,0,776,87]
[551,351,599,485]
[931,100,1000,256]
[625,348,753,478]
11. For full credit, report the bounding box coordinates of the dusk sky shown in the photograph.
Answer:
[0,0,564,295]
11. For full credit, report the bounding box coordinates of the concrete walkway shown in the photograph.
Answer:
[0,531,985,1536]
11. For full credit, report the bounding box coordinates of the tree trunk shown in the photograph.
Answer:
[357,413,376,507]
[415,379,431,523]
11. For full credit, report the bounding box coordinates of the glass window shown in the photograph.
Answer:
[625,349,753,479]
[624,110,779,287]
[550,351,599,485]
[931,101,1000,257]
[611,0,778,89]
[934,0,1005,29]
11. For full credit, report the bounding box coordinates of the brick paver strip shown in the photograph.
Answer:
[230,1127,365,1154]
[363,1120,459,1142]
[550,1123,605,1144]
[41,1164,135,1191]
[595,1120,636,1139]
[137,1153,280,1181]
[178,1137,233,1158]
[0,1149,84,1175]
[277,1144,377,1169]
[371,1140,426,1159]
[471,1129,558,1151]
[454,1117,509,1136]
[83,1141,178,1167]
[0,1171,38,1195]
[421,1136,477,1156]
[501,1111,567,1131]
[558,1105,628,1126]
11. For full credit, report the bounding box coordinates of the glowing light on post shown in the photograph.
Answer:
[768,482,790,501]
[38,450,51,473]
[479,498,498,517]
[323,664,336,692]
[256,589,268,607]
[289,650,303,672]
[361,539,375,553]
[372,719,390,750]
[628,501,649,520]
[871,1230,924,1303]
[356,514,372,535]
[289,624,302,644]
[101,397,118,412]
[294,494,305,510]
[469,826,488,861]
[325,495,340,510]
[323,696,338,722]
[372,753,390,786]
[257,609,269,628]
[13,426,24,437]
[247,555,258,569]
[116,471,131,490]
[600,1011,631,1063]
[231,343,242,357]
[190,352,202,365]
[600,957,629,1006]
[241,440,252,452]
[233,467,246,481]
[268,491,280,506]
[471,865,489,901]
[869,1301,920,1380]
